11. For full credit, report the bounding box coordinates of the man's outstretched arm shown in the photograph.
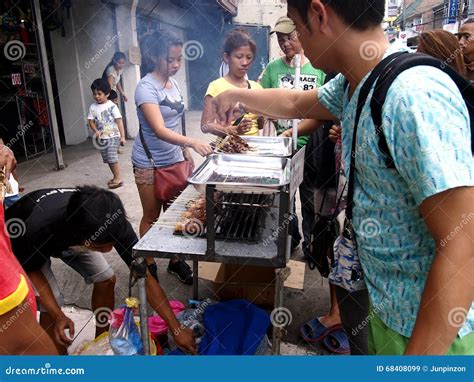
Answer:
[212,88,335,126]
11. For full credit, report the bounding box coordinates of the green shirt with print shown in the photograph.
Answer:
[261,58,325,148]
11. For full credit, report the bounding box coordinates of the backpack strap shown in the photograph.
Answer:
[343,79,349,92]
[342,52,405,96]
[370,52,474,168]
[139,125,155,167]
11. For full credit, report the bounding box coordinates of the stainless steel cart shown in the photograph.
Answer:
[133,147,305,355]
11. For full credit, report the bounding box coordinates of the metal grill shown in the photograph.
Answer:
[207,172,281,186]
[213,193,275,242]
[172,192,275,242]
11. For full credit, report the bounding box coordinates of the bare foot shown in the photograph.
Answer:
[319,313,342,328]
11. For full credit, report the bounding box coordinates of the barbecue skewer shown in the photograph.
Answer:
[0,166,13,202]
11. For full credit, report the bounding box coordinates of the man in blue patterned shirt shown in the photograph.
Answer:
[212,0,474,355]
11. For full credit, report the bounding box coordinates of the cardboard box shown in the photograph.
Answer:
[198,261,305,307]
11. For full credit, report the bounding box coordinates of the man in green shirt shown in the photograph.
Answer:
[261,16,325,255]
[261,16,325,148]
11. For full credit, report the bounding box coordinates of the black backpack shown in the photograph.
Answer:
[305,72,338,189]
[347,52,474,168]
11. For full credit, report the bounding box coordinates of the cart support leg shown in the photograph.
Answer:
[271,267,291,355]
[205,185,216,257]
[132,258,150,355]
[192,260,199,300]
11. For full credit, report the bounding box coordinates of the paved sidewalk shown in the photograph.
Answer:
[17,111,333,355]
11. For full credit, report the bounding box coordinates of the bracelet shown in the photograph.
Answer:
[201,124,209,133]
[238,102,248,115]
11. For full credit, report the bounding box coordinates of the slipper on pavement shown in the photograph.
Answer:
[300,317,342,343]
[108,181,123,189]
[323,328,350,354]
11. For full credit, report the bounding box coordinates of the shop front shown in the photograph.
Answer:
[0,0,55,162]
[1,0,242,168]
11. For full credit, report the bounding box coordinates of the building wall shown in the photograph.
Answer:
[135,0,197,111]
[404,0,445,31]
[234,0,287,61]
[49,0,117,145]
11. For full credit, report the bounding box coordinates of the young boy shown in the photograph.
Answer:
[88,79,125,189]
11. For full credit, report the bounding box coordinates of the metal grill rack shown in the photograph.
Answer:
[172,192,276,242]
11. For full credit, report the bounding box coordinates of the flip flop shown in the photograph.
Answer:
[108,181,123,189]
[300,318,342,343]
[323,328,350,354]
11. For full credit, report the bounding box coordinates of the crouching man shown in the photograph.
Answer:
[6,186,196,354]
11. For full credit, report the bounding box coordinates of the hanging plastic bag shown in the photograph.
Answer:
[109,298,144,355]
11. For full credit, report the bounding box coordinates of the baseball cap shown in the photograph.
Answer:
[271,16,296,35]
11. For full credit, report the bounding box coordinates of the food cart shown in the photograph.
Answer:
[132,135,305,355]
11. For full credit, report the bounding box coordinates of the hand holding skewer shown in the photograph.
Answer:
[0,145,16,201]
[0,144,16,179]
[228,118,252,135]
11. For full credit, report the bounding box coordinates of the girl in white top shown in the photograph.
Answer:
[102,52,128,102]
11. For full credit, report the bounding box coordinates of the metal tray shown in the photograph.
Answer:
[242,136,292,157]
[188,154,291,188]
[216,136,292,157]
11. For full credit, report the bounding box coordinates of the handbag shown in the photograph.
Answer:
[139,126,192,202]
[308,182,346,276]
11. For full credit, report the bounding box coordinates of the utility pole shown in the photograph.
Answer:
[458,0,466,28]
[33,0,65,170]
[401,0,406,30]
